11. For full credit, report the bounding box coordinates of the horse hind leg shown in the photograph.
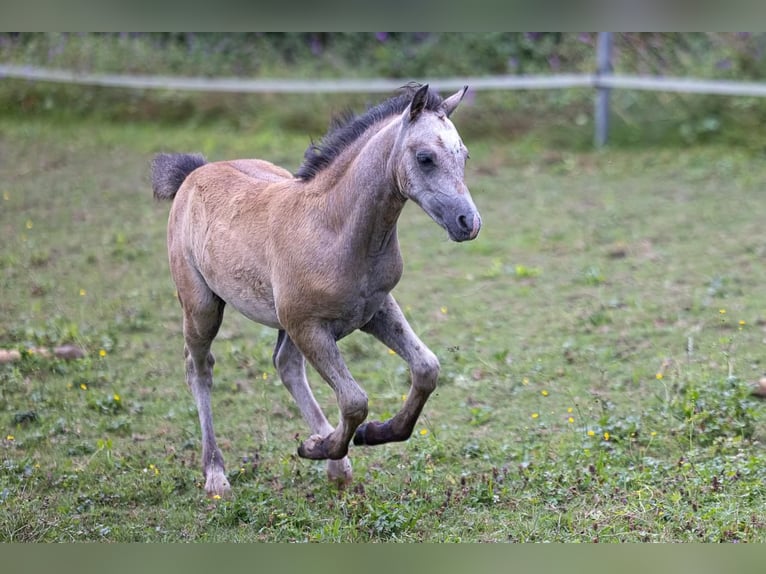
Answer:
[273,330,353,487]
[176,270,229,497]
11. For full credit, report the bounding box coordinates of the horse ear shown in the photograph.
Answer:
[408,83,430,122]
[442,85,468,117]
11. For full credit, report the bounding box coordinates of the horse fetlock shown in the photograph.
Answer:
[340,392,369,424]
[413,354,440,393]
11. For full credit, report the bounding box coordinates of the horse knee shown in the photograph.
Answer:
[412,350,440,393]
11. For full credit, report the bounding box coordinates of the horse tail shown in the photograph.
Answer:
[151,153,206,201]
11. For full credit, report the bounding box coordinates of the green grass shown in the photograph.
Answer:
[1,113,765,542]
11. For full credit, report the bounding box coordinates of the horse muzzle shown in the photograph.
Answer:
[448,210,482,242]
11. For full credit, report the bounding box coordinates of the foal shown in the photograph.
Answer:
[152,84,481,496]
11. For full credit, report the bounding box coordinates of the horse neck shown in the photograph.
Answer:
[315,118,406,256]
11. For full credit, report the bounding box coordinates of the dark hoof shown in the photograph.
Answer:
[353,423,368,446]
[297,434,348,460]
[297,434,328,460]
[351,420,398,446]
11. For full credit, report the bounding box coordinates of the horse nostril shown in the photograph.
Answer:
[457,214,471,231]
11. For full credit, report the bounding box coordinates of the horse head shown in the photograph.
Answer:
[394,84,482,242]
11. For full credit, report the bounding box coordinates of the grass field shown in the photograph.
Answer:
[1,110,765,542]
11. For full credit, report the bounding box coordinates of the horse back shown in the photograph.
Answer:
[172,159,292,217]
[225,159,294,184]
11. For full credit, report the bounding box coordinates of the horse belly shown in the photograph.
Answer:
[217,281,282,329]
[230,297,282,329]
[201,260,282,329]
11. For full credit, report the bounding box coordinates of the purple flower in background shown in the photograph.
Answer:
[578,33,593,45]
[548,54,560,71]
[375,32,389,43]
[310,34,323,56]
[716,59,732,70]
[525,32,542,41]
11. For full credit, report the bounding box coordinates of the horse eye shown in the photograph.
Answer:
[416,150,435,167]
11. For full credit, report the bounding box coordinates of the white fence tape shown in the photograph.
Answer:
[3,64,766,97]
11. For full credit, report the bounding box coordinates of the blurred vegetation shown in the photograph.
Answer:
[2,32,766,149]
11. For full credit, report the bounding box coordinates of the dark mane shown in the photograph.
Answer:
[295,84,444,181]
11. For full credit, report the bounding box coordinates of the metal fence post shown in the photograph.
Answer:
[595,32,613,148]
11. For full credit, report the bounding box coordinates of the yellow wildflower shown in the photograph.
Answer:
[99,349,107,358]
[531,412,539,419]
[541,389,549,397]
[419,428,429,436]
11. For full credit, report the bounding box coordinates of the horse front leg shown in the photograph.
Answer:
[285,321,368,462]
[355,294,440,446]
[272,330,353,487]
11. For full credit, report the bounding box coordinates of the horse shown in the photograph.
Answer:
[151,83,481,496]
